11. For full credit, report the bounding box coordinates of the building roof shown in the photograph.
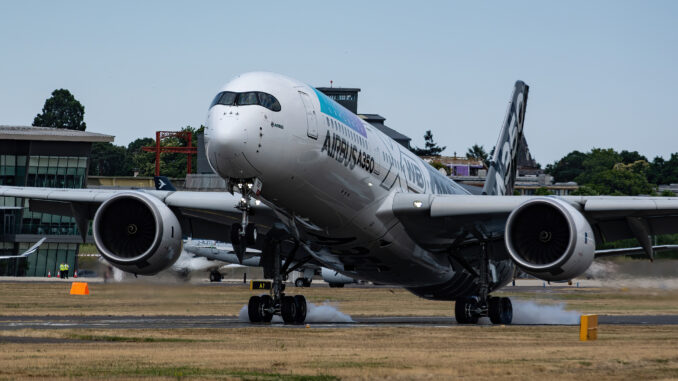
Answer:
[315,87,361,93]
[0,125,114,143]
[359,114,411,143]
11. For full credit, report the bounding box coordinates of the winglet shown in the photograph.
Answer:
[154,176,177,191]
[482,81,529,195]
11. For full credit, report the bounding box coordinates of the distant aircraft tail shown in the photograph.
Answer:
[482,81,529,196]
[154,176,177,191]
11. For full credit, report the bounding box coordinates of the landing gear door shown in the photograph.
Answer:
[298,91,318,139]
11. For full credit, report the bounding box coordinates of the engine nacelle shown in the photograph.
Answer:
[505,197,595,281]
[321,267,355,286]
[93,192,182,275]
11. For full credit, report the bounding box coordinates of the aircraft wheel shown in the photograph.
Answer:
[230,223,242,245]
[295,278,306,287]
[209,271,222,282]
[293,295,307,324]
[455,298,479,324]
[259,295,273,323]
[248,296,262,323]
[489,297,513,324]
[245,223,257,245]
[281,296,297,324]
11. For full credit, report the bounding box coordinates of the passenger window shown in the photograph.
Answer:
[237,92,259,106]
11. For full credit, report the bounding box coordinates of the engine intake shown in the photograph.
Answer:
[505,197,595,281]
[93,192,182,275]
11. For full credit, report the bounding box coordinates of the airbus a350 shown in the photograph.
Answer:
[2,72,677,324]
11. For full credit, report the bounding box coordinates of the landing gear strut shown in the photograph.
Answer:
[454,239,513,325]
[230,179,261,263]
[248,235,307,324]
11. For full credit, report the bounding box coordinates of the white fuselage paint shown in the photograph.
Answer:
[204,72,481,289]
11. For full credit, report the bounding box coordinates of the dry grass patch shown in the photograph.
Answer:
[1,326,678,380]
[2,281,678,318]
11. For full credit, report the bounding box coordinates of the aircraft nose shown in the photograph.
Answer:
[205,108,261,179]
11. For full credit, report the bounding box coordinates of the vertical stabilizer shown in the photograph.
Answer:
[482,81,529,195]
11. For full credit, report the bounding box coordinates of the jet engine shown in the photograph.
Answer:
[93,192,182,275]
[504,197,595,281]
[321,267,355,287]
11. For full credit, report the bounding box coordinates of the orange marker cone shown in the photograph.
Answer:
[69,282,89,295]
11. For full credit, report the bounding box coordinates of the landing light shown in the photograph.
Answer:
[413,201,423,208]
[367,182,373,187]
[255,200,261,205]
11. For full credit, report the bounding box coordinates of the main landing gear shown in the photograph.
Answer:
[247,236,308,324]
[454,241,513,325]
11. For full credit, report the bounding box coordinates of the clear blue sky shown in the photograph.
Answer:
[1,1,676,165]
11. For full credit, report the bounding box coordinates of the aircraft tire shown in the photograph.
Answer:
[259,295,273,323]
[293,295,307,324]
[248,296,262,323]
[245,224,257,245]
[489,297,513,324]
[295,278,305,287]
[231,223,242,246]
[281,296,297,324]
[455,298,479,324]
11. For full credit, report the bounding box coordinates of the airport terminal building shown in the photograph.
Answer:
[0,125,113,277]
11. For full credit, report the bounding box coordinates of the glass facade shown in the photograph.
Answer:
[0,152,90,277]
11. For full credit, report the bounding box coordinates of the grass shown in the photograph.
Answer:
[1,280,678,317]
[1,281,678,379]
[1,326,678,380]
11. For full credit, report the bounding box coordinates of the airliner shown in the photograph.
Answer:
[2,72,677,325]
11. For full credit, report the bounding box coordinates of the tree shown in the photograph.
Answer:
[534,187,553,195]
[33,89,86,131]
[411,130,446,156]
[466,144,489,166]
[544,150,587,183]
[89,143,127,176]
[649,153,678,185]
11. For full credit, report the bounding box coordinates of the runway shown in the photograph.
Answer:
[1,314,677,332]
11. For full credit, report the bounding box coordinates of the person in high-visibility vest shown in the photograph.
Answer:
[64,263,69,279]
[59,263,65,279]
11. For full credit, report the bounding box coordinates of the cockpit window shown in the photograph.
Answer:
[258,93,282,112]
[210,91,237,108]
[236,92,259,106]
[210,91,281,112]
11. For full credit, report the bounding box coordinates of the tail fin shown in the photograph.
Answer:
[154,176,177,191]
[482,81,529,195]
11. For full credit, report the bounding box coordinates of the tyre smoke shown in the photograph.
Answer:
[510,300,580,325]
[239,301,354,323]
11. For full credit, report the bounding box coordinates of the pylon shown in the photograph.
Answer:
[47,271,51,278]
[74,270,78,278]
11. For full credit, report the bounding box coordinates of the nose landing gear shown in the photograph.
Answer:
[230,178,262,263]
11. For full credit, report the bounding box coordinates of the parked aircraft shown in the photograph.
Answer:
[182,238,355,287]
[2,72,677,325]
[0,237,46,259]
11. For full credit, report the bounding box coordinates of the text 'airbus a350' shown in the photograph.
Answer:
[3,72,677,324]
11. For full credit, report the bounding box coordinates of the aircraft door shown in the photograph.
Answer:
[298,91,318,139]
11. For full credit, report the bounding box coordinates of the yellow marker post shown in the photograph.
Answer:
[69,282,90,295]
[580,314,598,341]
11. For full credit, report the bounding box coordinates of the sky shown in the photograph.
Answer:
[1,1,677,165]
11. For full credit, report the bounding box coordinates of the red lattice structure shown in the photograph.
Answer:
[142,131,198,177]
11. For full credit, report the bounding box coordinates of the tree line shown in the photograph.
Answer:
[545,148,678,196]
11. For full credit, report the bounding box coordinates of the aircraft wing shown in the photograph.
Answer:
[0,237,46,259]
[0,186,277,244]
[391,193,678,257]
